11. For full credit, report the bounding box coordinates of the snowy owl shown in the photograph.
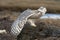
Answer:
[10,6,47,38]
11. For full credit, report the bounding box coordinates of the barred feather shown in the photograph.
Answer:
[10,9,37,37]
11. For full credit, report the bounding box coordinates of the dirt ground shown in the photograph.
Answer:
[0,17,60,40]
[0,11,60,40]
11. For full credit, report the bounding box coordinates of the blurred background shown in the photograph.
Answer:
[0,0,60,40]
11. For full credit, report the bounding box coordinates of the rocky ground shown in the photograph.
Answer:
[0,11,60,40]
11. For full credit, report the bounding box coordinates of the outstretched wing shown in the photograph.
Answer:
[10,9,36,37]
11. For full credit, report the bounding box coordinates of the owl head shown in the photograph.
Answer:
[38,6,47,15]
